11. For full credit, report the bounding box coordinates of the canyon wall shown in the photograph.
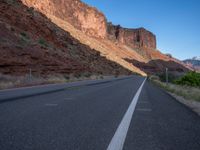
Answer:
[107,23,156,49]
[0,0,190,77]
[21,0,156,50]
[0,0,133,76]
[21,0,107,38]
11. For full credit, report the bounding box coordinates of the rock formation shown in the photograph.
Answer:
[21,0,156,51]
[20,0,192,74]
[0,0,191,77]
[21,0,107,39]
[107,23,156,50]
[22,0,156,49]
[0,0,132,76]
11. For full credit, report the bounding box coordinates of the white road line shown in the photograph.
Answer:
[107,78,146,150]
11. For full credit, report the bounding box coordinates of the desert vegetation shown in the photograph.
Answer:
[174,72,200,87]
[38,38,49,47]
[150,72,200,102]
[0,73,116,90]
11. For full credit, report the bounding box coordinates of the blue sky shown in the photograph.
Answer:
[82,0,200,60]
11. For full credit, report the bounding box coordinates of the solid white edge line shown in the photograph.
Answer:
[107,78,146,150]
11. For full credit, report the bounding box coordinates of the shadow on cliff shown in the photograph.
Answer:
[0,0,133,76]
[124,58,190,75]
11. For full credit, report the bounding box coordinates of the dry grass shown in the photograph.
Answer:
[0,73,108,90]
[150,77,200,102]
[0,74,44,90]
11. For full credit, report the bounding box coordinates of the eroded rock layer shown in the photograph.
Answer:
[0,0,132,76]
[21,0,156,51]
[21,0,107,39]
[107,23,156,49]
[0,0,191,77]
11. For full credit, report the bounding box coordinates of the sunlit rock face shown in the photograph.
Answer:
[21,0,107,38]
[22,0,156,50]
[0,0,133,76]
[107,23,156,49]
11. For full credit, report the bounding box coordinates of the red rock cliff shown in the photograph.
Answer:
[21,0,107,38]
[21,0,156,50]
[107,23,156,49]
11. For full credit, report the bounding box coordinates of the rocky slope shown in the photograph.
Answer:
[21,0,107,39]
[21,0,191,75]
[21,0,156,51]
[0,0,133,76]
[0,0,191,77]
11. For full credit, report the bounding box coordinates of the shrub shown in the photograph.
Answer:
[174,72,200,87]
[74,73,81,78]
[150,77,200,102]
[83,72,92,78]
[20,32,30,40]
[38,38,48,47]
[18,32,30,46]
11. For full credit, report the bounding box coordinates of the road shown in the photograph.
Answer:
[0,76,200,150]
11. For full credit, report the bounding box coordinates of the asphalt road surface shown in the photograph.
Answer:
[0,76,200,150]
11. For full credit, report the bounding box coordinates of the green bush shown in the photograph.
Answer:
[20,32,30,40]
[38,38,48,47]
[18,32,30,46]
[174,72,200,87]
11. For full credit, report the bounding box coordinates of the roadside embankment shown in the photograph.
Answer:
[150,76,200,116]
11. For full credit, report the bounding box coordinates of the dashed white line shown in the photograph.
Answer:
[136,108,152,112]
[107,78,146,150]
[45,103,58,106]
[138,101,148,104]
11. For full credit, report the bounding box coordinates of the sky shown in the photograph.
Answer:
[82,0,200,60]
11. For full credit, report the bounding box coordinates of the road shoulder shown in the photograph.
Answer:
[167,92,200,116]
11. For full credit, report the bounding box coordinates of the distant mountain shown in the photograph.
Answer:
[192,56,200,61]
[183,57,200,71]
